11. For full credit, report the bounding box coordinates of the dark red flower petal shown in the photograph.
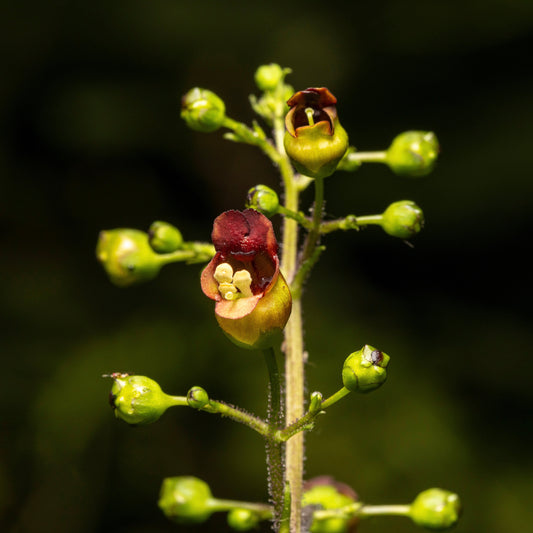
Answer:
[287,87,337,109]
[211,209,278,261]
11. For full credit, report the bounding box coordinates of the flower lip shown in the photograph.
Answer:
[285,87,338,138]
[286,87,337,108]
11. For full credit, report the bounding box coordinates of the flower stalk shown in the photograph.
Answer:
[101,64,459,533]
[272,110,306,532]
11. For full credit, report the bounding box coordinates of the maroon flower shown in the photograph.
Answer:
[201,209,292,349]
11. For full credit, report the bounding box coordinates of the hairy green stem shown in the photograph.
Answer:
[275,387,351,442]
[277,205,312,228]
[290,246,325,300]
[301,177,325,263]
[203,399,270,436]
[264,347,285,522]
[223,116,281,163]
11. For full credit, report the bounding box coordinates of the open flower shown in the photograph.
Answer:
[284,87,349,179]
[201,209,292,349]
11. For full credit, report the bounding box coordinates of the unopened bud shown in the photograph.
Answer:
[303,476,358,533]
[187,386,210,409]
[96,229,162,287]
[158,476,214,524]
[254,63,288,91]
[381,200,424,239]
[148,221,183,253]
[227,508,260,531]
[309,391,324,414]
[181,88,226,133]
[342,345,390,393]
[246,185,280,216]
[386,131,439,177]
[409,488,461,530]
[109,374,173,425]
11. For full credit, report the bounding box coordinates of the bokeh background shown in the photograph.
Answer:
[1,1,532,532]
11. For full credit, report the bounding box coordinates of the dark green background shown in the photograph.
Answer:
[1,1,532,532]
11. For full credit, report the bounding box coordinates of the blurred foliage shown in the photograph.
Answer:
[1,1,532,532]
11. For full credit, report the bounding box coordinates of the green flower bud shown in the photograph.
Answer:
[109,374,173,425]
[386,131,439,177]
[181,87,226,133]
[96,229,162,287]
[148,220,183,253]
[410,488,461,530]
[254,63,288,91]
[284,88,349,179]
[158,476,214,524]
[246,185,280,216]
[227,508,260,531]
[342,345,390,393]
[187,386,210,409]
[303,476,358,533]
[381,200,424,239]
[309,391,324,415]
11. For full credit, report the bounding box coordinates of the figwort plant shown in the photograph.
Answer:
[98,64,460,533]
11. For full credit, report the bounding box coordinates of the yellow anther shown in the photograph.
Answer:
[232,269,253,298]
[218,282,238,301]
[214,262,234,284]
